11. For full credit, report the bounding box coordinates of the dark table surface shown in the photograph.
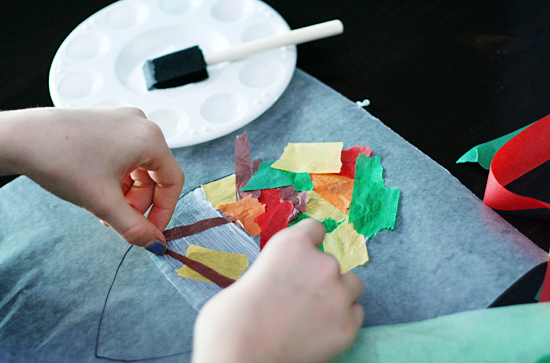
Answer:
[1,0,549,251]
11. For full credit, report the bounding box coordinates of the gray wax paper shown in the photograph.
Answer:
[0,70,546,362]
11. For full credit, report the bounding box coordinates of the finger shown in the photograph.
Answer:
[96,187,166,251]
[121,174,134,196]
[143,154,184,232]
[341,272,364,302]
[124,169,156,214]
[350,302,365,329]
[287,218,326,247]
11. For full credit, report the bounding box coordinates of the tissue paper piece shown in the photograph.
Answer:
[332,303,550,363]
[163,215,235,241]
[258,188,281,212]
[218,195,265,236]
[286,172,315,192]
[323,221,368,273]
[252,158,261,173]
[235,133,260,200]
[306,190,347,223]
[271,142,344,174]
[349,154,400,238]
[337,146,373,178]
[254,201,295,249]
[166,249,236,288]
[242,162,313,191]
[279,186,310,214]
[483,114,550,212]
[310,174,354,212]
[457,124,532,170]
[174,245,248,284]
[242,161,291,190]
[538,264,550,303]
[322,217,344,234]
[201,175,236,208]
[290,214,343,235]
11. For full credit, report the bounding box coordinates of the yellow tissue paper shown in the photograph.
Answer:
[176,245,249,283]
[323,221,369,273]
[201,174,236,209]
[306,190,347,222]
[271,142,344,174]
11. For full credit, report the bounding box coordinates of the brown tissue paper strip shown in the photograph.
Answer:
[163,215,235,241]
[165,249,235,288]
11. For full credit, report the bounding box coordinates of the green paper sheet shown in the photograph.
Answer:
[241,161,313,192]
[332,303,550,363]
[456,123,533,169]
[349,154,400,238]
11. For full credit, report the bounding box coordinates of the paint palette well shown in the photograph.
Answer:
[49,0,296,148]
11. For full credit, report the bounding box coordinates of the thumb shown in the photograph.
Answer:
[97,190,167,254]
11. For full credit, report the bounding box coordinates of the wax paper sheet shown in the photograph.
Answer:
[0,70,547,362]
[332,303,550,363]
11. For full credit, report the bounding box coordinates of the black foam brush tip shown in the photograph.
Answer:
[143,45,208,90]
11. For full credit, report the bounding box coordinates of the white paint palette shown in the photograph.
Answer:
[49,0,296,148]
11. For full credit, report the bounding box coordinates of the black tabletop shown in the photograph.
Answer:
[1,0,549,251]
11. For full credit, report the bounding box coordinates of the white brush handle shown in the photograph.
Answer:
[204,20,344,65]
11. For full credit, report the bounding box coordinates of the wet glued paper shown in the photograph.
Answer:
[332,303,550,363]
[242,161,313,191]
[163,215,234,241]
[218,195,265,236]
[174,245,248,284]
[201,174,236,209]
[167,249,235,288]
[271,142,344,173]
[151,187,259,311]
[349,154,400,238]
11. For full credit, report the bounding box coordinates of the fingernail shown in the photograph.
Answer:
[145,239,166,255]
